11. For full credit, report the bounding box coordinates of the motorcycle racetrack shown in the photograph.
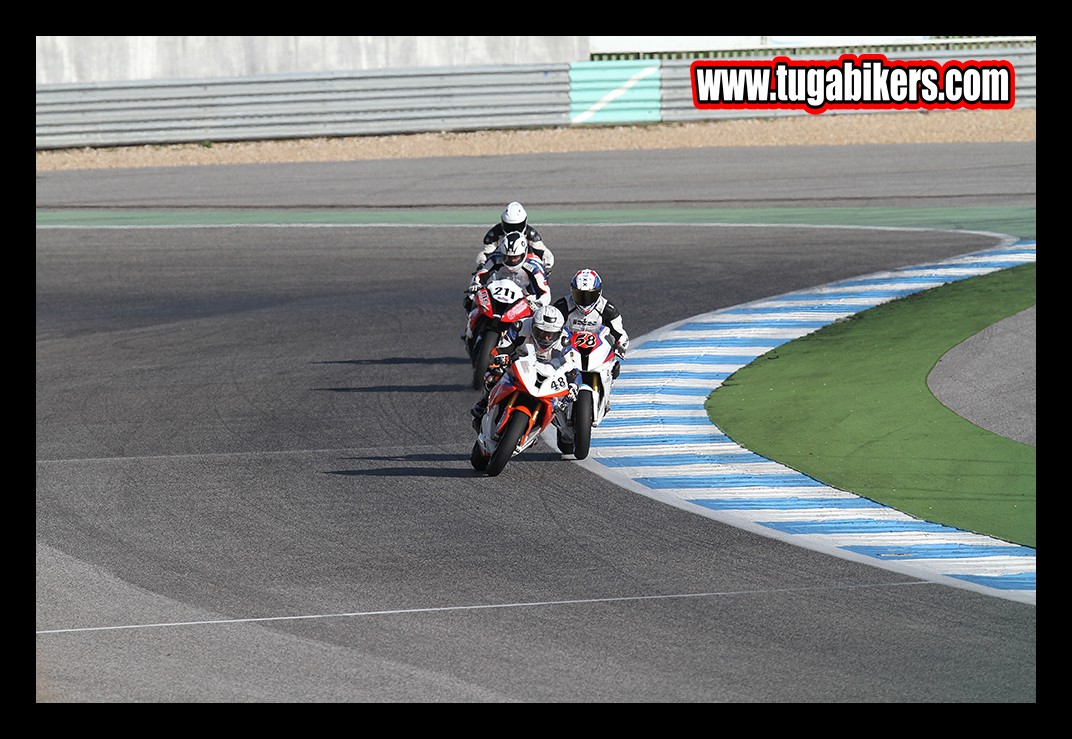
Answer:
[36,142,1035,702]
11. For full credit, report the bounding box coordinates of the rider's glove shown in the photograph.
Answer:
[567,383,580,402]
[484,355,510,387]
[525,296,540,313]
[466,279,481,294]
[613,341,626,359]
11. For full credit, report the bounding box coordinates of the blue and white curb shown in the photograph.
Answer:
[573,238,1036,605]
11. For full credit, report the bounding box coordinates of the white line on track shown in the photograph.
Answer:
[35,445,450,465]
[37,580,931,635]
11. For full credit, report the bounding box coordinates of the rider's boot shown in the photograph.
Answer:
[556,427,575,455]
[471,396,488,431]
[461,306,476,343]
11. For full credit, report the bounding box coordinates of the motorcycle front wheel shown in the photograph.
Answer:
[485,411,528,477]
[572,393,594,460]
[472,328,500,390]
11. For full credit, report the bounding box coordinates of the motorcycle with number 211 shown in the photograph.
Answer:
[464,278,534,390]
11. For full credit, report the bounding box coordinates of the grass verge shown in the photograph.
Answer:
[706,263,1036,547]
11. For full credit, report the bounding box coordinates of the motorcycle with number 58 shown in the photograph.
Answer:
[556,324,620,460]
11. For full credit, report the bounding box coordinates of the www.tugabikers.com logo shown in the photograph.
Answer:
[691,53,1015,114]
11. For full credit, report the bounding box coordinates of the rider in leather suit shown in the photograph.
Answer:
[462,232,551,341]
[552,268,629,380]
[470,305,578,431]
[472,201,554,276]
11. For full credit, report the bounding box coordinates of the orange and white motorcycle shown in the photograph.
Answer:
[470,347,577,477]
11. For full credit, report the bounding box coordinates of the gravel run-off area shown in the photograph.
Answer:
[35,109,1035,171]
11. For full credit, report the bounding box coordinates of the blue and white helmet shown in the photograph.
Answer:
[571,269,603,314]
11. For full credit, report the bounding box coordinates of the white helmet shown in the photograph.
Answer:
[501,201,528,234]
[499,231,529,272]
[530,305,565,359]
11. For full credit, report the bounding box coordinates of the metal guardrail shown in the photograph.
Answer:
[35,47,1035,150]
[36,65,572,149]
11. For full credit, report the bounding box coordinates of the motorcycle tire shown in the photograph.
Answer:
[485,411,528,477]
[572,392,594,460]
[472,328,499,390]
[470,441,489,471]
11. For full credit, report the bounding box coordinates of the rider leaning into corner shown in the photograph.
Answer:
[473,201,555,276]
[462,231,552,339]
[553,268,630,381]
[470,304,579,431]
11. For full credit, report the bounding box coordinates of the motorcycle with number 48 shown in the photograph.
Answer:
[556,325,620,460]
[470,347,577,477]
[464,278,534,390]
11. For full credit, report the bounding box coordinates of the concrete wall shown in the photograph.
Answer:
[35,36,591,85]
[589,36,943,53]
[42,37,1035,85]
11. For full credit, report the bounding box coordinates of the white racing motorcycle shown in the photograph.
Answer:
[556,325,619,460]
[470,346,577,477]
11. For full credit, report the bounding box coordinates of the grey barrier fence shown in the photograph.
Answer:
[35,47,1035,150]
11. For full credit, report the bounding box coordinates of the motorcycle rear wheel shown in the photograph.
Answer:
[485,411,528,477]
[572,393,594,460]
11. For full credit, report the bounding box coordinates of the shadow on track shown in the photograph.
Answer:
[313,384,472,393]
[311,357,470,366]
[322,451,562,477]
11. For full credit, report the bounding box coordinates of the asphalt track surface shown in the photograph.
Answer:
[929,305,1035,448]
[36,143,1035,702]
